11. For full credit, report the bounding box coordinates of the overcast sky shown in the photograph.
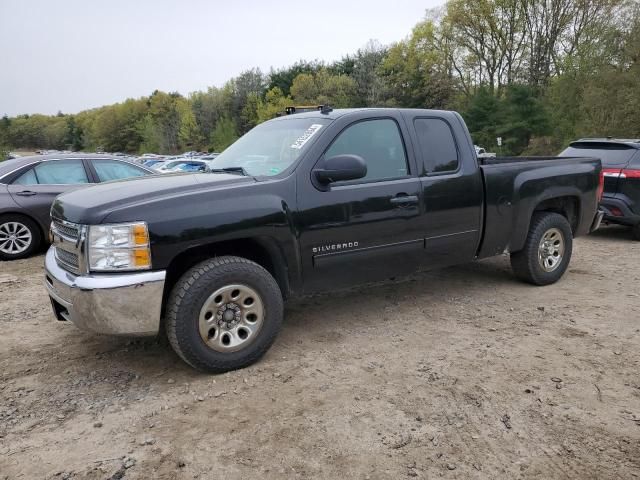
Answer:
[0,0,443,117]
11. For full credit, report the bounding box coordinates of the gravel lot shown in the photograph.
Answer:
[1,226,639,479]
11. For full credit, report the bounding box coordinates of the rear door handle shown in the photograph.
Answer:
[390,195,419,205]
[15,191,37,197]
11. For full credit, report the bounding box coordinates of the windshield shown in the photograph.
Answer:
[211,117,331,176]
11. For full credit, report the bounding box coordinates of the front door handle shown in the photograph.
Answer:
[390,194,419,205]
[15,191,37,197]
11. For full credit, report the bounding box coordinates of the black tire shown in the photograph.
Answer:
[510,212,573,286]
[166,256,283,373]
[0,214,42,261]
[632,223,640,241]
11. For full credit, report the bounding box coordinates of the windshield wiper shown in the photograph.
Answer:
[208,167,250,176]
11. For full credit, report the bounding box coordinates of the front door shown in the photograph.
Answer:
[296,117,424,293]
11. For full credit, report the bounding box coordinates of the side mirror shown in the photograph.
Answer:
[314,154,367,184]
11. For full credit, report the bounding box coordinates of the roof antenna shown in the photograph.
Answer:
[319,105,333,114]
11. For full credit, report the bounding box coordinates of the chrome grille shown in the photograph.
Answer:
[55,248,79,273]
[52,220,79,241]
[51,220,84,274]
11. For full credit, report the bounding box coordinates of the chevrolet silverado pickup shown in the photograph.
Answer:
[44,108,604,373]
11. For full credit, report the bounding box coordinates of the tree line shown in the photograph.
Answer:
[1,0,639,158]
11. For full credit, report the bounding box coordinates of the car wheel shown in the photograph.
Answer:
[166,256,283,373]
[0,215,41,261]
[632,223,640,241]
[510,212,573,286]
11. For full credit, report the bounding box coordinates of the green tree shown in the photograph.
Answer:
[380,20,455,108]
[268,60,323,96]
[210,116,238,152]
[256,87,292,122]
[178,102,204,150]
[290,69,357,107]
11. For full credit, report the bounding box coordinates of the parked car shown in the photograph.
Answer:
[475,145,496,159]
[45,108,603,373]
[142,159,166,168]
[153,159,187,173]
[168,160,213,173]
[0,154,155,260]
[559,138,640,240]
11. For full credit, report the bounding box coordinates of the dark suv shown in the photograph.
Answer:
[560,139,640,240]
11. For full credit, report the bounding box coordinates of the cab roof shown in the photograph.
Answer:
[270,107,457,122]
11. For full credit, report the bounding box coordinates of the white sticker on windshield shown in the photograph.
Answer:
[290,124,323,150]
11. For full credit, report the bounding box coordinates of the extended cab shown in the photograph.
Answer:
[44,108,604,372]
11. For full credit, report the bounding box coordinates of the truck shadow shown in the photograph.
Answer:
[60,257,516,378]
[587,224,635,243]
[284,256,515,331]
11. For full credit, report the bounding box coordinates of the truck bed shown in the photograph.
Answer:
[477,156,602,259]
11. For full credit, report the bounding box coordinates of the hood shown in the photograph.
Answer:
[51,173,254,224]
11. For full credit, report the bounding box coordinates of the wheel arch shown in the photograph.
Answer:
[511,193,581,253]
[162,236,290,312]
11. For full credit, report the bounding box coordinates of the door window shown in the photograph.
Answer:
[414,118,459,174]
[325,119,408,182]
[13,168,38,185]
[92,160,148,182]
[13,160,89,185]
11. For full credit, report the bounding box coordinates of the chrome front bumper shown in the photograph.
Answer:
[44,247,166,336]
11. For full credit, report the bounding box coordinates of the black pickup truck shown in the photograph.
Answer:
[44,108,604,373]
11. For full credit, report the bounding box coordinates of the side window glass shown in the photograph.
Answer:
[33,160,89,184]
[325,119,408,182]
[93,160,147,182]
[13,168,38,185]
[413,118,459,174]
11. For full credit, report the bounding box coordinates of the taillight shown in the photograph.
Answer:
[620,169,640,179]
[603,168,640,179]
[603,168,623,178]
[597,169,604,202]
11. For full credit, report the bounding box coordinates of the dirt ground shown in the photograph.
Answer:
[1,226,639,480]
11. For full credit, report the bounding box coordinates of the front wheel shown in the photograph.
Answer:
[510,212,573,286]
[166,256,283,373]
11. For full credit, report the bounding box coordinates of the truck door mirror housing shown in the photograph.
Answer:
[314,154,367,184]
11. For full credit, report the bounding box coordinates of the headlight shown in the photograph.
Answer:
[88,222,151,271]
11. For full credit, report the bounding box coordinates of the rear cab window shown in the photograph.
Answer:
[413,118,459,175]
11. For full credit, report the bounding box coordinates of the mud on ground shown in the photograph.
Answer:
[1,226,639,479]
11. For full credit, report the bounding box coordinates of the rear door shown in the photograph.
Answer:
[403,113,484,268]
[7,159,92,227]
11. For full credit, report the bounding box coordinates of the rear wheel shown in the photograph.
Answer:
[166,256,283,373]
[632,223,640,241]
[0,215,41,261]
[510,212,573,286]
